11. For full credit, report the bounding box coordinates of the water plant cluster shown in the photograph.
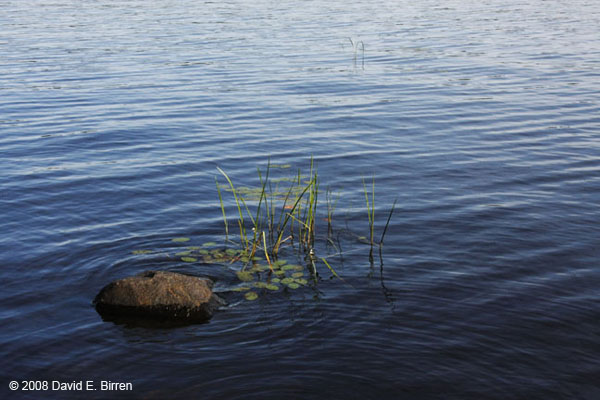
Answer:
[132,239,312,301]
[216,160,395,279]
[216,159,343,278]
[132,160,395,302]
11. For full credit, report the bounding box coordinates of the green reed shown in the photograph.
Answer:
[215,160,396,280]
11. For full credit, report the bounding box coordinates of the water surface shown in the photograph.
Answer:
[1,0,599,398]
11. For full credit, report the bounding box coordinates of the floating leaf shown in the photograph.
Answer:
[253,282,268,289]
[294,278,308,285]
[274,270,286,276]
[271,278,281,283]
[291,272,304,278]
[172,237,190,242]
[203,242,217,247]
[287,283,300,289]
[210,250,226,262]
[282,265,296,271]
[273,260,287,267]
[176,251,191,256]
[181,257,197,262]
[225,248,237,256]
[266,284,279,291]
[132,250,152,255]
[292,265,304,271]
[253,265,269,272]
[232,286,251,292]
[245,291,258,301]
[198,249,209,255]
[188,246,201,250]
[236,271,254,282]
[281,277,294,285]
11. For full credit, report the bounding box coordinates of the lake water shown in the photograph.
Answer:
[1,0,599,398]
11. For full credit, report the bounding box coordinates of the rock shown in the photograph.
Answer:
[94,270,225,324]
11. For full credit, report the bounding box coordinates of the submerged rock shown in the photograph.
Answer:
[94,270,225,324]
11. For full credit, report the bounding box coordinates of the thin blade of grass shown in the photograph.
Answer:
[215,177,228,241]
[320,257,342,280]
[217,166,247,249]
[262,230,273,271]
[379,198,397,245]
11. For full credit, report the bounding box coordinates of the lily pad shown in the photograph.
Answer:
[198,249,209,255]
[266,284,279,291]
[253,282,268,289]
[274,270,286,277]
[225,248,238,256]
[294,278,308,285]
[291,272,304,278]
[250,265,268,272]
[176,251,191,256]
[287,283,300,289]
[236,271,254,282]
[172,237,190,243]
[281,277,294,285]
[282,265,296,271]
[181,257,198,262]
[271,278,281,283]
[273,260,287,267]
[132,250,152,255]
[188,246,201,250]
[232,286,251,292]
[244,291,258,301]
[203,242,217,247]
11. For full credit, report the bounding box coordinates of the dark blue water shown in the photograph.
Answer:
[2,0,599,398]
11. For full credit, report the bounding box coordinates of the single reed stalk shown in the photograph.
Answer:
[217,166,248,251]
[268,182,275,246]
[362,176,375,246]
[325,186,339,240]
[253,165,270,245]
[379,198,397,246]
[262,230,273,271]
[215,177,228,242]
[320,257,342,280]
[308,172,319,249]
[274,182,296,250]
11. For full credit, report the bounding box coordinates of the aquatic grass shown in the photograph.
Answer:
[320,257,341,280]
[210,160,397,296]
[272,175,315,257]
[362,175,375,247]
[379,198,397,246]
[348,37,365,68]
[216,162,318,267]
[216,176,228,242]
[325,186,340,242]
[217,166,248,250]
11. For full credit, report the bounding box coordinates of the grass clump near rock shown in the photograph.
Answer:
[130,159,396,303]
